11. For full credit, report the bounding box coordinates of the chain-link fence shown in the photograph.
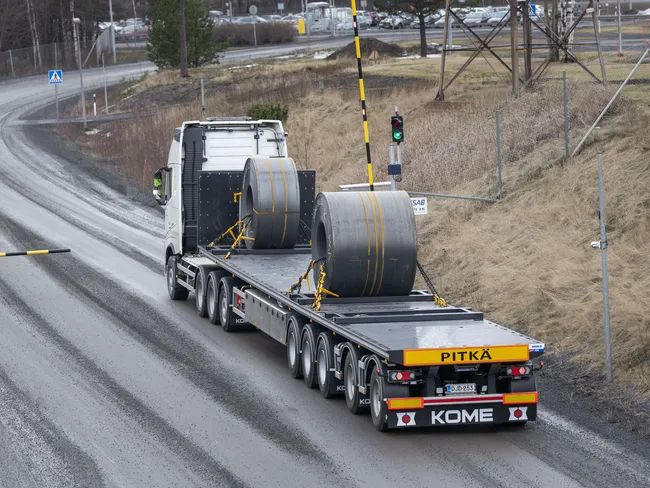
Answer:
[0,41,149,79]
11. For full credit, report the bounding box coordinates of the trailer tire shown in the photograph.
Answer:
[167,256,189,301]
[300,324,322,389]
[369,367,409,432]
[316,332,342,398]
[206,272,221,324]
[218,277,242,332]
[195,267,209,317]
[286,317,303,379]
[344,346,369,415]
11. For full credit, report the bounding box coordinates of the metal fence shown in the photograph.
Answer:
[0,42,148,79]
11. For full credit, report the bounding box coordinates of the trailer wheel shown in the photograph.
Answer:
[166,256,189,301]
[344,347,369,415]
[369,368,409,432]
[286,317,303,379]
[206,272,221,325]
[301,324,321,389]
[218,277,242,332]
[195,267,208,317]
[316,332,342,399]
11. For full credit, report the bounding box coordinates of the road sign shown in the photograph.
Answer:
[410,197,428,215]
[278,2,284,11]
[249,5,257,15]
[48,70,63,84]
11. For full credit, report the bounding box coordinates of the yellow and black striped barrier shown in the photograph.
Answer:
[0,248,71,257]
[350,0,375,191]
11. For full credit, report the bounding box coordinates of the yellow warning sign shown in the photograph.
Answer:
[403,345,529,366]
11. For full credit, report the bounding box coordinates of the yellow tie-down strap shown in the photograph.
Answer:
[403,344,530,366]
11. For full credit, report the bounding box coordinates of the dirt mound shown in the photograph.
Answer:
[327,38,404,60]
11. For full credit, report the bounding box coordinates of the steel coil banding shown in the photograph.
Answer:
[311,191,417,297]
[240,157,301,249]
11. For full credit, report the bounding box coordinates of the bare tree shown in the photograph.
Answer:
[70,0,79,65]
[25,0,42,70]
[179,0,189,77]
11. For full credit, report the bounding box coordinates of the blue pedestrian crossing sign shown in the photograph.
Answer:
[48,70,63,84]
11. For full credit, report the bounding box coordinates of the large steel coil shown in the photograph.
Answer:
[240,157,301,249]
[311,191,417,297]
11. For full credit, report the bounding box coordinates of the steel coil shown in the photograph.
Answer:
[311,191,417,297]
[240,157,301,249]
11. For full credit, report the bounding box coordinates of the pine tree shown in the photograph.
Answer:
[147,0,223,70]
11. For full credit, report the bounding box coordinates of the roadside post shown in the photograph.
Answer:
[48,68,63,122]
[201,78,206,119]
[53,44,60,121]
[73,18,88,130]
[563,71,569,158]
[250,5,258,47]
[617,0,622,56]
[103,53,109,114]
[9,49,15,77]
[93,93,97,116]
[591,151,613,382]
[496,110,502,198]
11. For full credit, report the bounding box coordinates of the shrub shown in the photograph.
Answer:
[213,23,296,46]
[248,102,289,123]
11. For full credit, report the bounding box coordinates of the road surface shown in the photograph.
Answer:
[1,63,650,488]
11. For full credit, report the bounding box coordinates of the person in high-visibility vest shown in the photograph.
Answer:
[153,173,163,201]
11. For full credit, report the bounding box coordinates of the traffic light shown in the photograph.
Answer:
[391,115,404,144]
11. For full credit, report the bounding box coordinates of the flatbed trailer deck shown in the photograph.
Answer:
[171,245,545,430]
[195,247,544,365]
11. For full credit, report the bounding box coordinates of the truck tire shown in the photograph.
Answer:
[286,317,303,379]
[344,346,369,415]
[195,267,208,317]
[316,331,343,398]
[218,277,243,332]
[206,271,221,325]
[369,367,409,432]
[300,323,322,389]
[166,256,189,301]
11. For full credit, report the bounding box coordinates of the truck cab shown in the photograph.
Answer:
[154,118,288,263]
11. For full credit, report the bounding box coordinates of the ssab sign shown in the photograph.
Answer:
[410,197,427,215]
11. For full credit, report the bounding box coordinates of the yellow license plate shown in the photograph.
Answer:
[403,345,530,366]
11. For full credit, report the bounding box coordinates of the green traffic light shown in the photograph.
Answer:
[393,131,403,141]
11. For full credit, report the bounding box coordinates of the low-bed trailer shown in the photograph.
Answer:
[159,118,545,431]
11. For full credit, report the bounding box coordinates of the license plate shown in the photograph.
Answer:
[446,383,477,394]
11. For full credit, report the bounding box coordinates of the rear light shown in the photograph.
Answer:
[388,370,416,382]
[504,365,531,376]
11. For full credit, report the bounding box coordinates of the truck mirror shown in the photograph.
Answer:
[153,169,166,205]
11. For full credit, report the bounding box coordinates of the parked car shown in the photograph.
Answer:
[380,15,406,29]
[486,11,511,26]
[357,10,371,29]
[236,15,268,24]
[281,14,304,24]
[462,11,491,27]
[410,14,439,29]
[263,15,283,22]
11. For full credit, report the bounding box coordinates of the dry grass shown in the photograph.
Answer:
[67,54,650,396]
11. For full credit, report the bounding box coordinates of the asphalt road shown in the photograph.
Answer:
[2,63,650,488]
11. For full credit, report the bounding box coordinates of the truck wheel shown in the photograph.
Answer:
[166,256,189,301]
[206,272,221,324]
[301,324,321,389]
[344,347,369,415]
[195,267,208,317]
[286,317,303,379]
[316,332,342,398]
[218,277,241,332]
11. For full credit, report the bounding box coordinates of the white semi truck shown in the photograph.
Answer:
[154,117,545,431]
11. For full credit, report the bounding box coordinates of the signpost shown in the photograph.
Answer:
[250,5,258,46]
[48,69,62,122]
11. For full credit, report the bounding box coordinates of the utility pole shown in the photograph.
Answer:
[108,0,116,64]
[179,0,189,77]
[510,0,520,93]
[73,18,87,130]
[551,0,559,61]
